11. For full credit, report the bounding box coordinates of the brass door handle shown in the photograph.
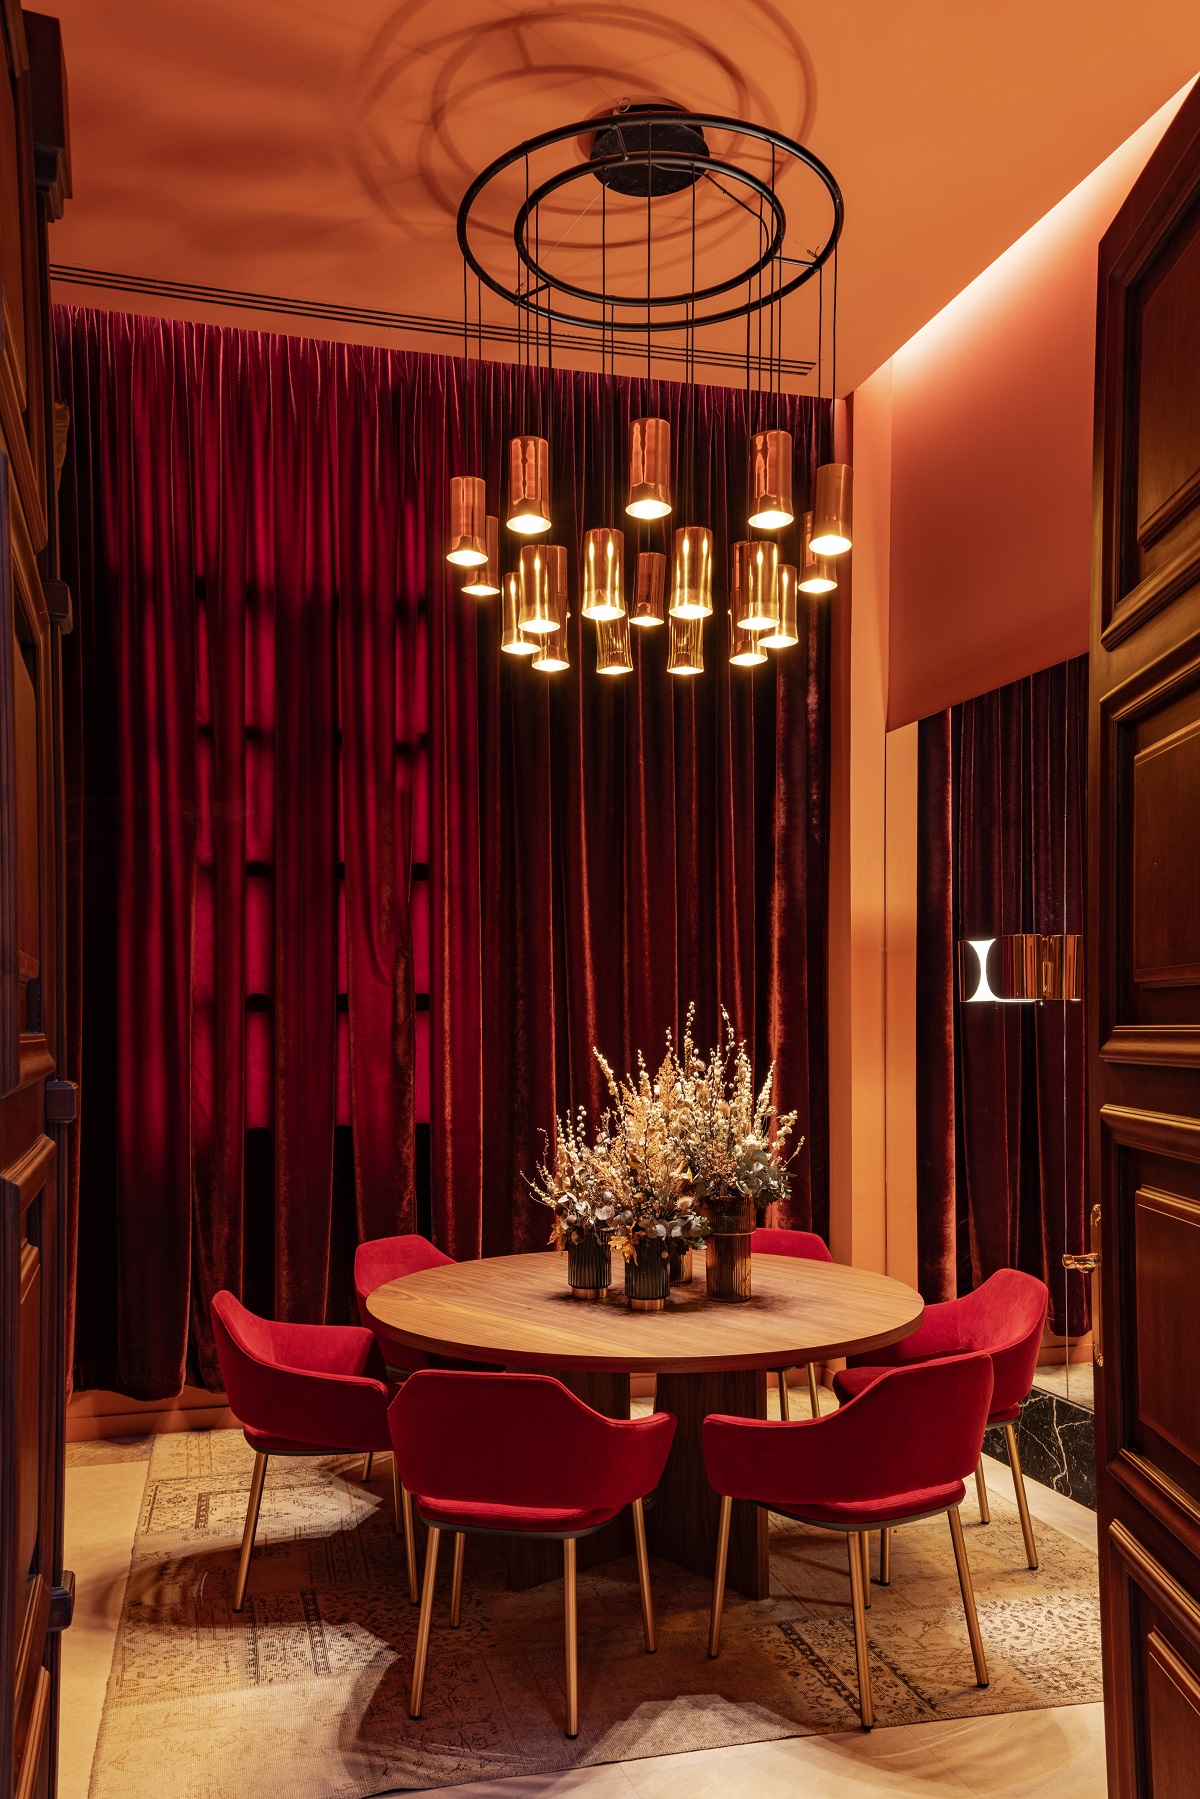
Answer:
[1062,1204,1103,1368]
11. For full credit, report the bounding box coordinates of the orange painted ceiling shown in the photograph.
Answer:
[47,0,1200,392]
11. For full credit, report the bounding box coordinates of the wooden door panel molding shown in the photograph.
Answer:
[1100,1103,1200,1161]
[1134,1188,1200,1474]
[1147,1628,1200,1796]
[1107,1521,1200,1798]
[1132,720,1200,986]
[1114,1448,1200,1563]
[1102,1026,1200,1067]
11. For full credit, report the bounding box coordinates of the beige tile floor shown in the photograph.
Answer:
[61,1431,1105,1799]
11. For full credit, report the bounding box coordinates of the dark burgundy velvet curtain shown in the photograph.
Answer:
[57,306,830,1399]
[916,655,1088,1336]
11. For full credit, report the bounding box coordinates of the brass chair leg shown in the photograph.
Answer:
[361,1452,374,1483]
[846,1530,874,1729]
[401,1483,419,1605]
[860,1526,872,1606]
[975,1457,991,1524]
[807,1362,821,1417]
[632,1497,655,1653]
[1005,1423,1039,1570]
[564,1537,579,1738]
[449,1532,465,1628]
[708,1493,733,1658]
[880,1526,892,1585]
[234,1451,269,1613]
[948,1506,989,1687]
[409,1524,441,1718]
[391,1455,402,1533]
[777,1369,790,1420]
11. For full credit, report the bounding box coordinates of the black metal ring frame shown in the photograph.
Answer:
[456,107,843,337]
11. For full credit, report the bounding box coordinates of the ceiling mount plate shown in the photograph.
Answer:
[589,106,709,197]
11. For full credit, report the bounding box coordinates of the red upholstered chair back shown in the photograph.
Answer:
[750,1227,833,1262]
[848,1268,1047,1418]
[354,1234,454,1329]
[390,1371,676,1513]
[704,1352,994,1513]
[210,1289,390,1451]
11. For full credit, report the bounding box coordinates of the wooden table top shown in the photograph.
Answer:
[367,1252,924,1375]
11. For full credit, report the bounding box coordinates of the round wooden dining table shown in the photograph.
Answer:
[368,1251,923,1599]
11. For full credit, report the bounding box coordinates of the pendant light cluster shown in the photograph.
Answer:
[449,105,850,682]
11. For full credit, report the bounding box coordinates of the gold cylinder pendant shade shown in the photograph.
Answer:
[630,550,667,626]
[732,538,779,632]
[626,417,672,519]
[518,543,560,634]
[797,509,838,594]
[461,514,500,596]
[729,623,767,667]
[447,475,489,566]
[581,527,625,621]
[667,614,704,675]
[501,571,537,656]
[748,429,794,528]
[533,546,570,669]
[809,462,854,556]
[760,564,799,648]
[507,435,552,534]
[595,613,633,675]
[670,525,713,619]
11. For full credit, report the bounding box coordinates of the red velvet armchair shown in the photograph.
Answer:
[703,1352,994,1729]
[210,1290,418,1609]
[751,1226,834,1418]
[389,1371,676,1737]
[833,1268,1048,1569]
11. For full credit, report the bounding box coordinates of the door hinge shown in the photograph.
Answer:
[48,1571,74,1632]
[45,1080,78,1125]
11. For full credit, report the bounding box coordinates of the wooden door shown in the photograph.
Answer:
[1090,77,1200,1798]
[0,10,70,1799]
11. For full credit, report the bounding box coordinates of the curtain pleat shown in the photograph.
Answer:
[57,305,831,1397]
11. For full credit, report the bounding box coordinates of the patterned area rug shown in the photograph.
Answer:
[89,1427,1100,1796]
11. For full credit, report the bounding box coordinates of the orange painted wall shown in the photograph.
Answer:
[885,87,1190,731]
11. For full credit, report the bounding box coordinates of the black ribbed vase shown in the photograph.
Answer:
[566,1227,612,1301]
[705,1196,755,1301]
[625,1237,670,1311]
[668,1240,694,1286]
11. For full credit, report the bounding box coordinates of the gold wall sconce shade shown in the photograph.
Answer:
[797,509,838,594]
[461,515,500,596]
[447,475,489,566]
[809,462,854,556]
[581,527,626,621]
[626,417,672,519]
[731,538,779,632]
[759,564,799,648]
[670,525,713,619]
[958,933,1083,1003]
[507,435,552,534]
[748,429,794,528]
[595,613,634,674]
[630,550,667,625]
[501,571,537,656]
[518,543,561,634]
[667,614,704,675]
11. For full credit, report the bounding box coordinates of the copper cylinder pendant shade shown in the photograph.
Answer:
[518,543,559,633]
[958,933,1083,1003]
[667,613,704,675]
[670,525,713,619]
[732,538,779,632]
[500,571,537,655]
[630,550,667,625]
[595,613,634,675]
[747,428,794,528]
[809,461,853,556]
[533,546,570,669]
[461,514,501,596]
[626,417,672,519]
[760,563,799,648]
[797,509,838,594]
[507,435,552,534]
[581,527,625,621]
[447,475,489,566]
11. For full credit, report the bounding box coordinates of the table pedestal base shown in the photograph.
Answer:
[505,1365,769,1600]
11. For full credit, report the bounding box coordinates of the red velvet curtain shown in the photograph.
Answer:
[56,306,830,1399]
[916,656,1088,1335]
